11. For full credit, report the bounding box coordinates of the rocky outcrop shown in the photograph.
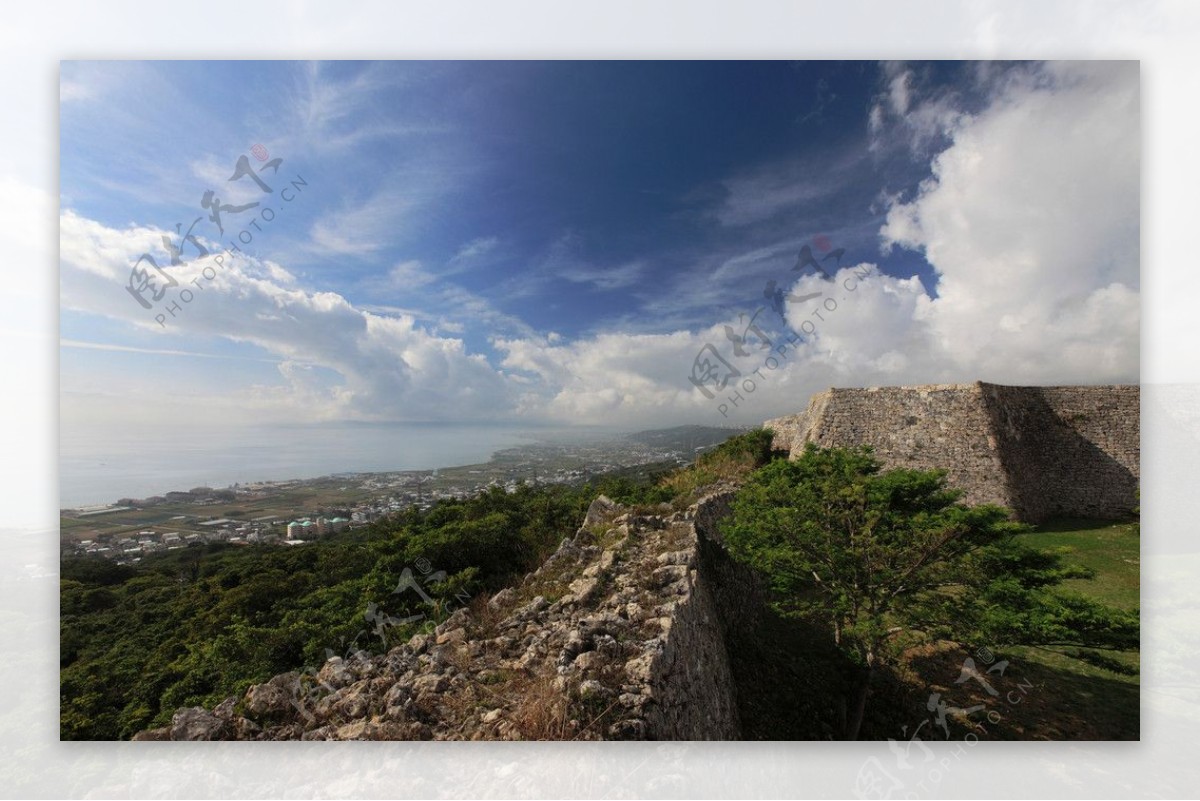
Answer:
[137,491,750,741]
[765,382,1139,521]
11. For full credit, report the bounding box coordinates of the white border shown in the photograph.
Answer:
[5,1,1197,797]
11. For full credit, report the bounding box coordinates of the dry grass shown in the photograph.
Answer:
[508,670,571,740]
[465,590,508,639]
[659,449,759,500]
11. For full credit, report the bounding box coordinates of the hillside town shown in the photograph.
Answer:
[61,426,741,564]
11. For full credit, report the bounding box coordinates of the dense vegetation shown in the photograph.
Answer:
[61,430,1139,741]
[720,444,1140,739]
[60,431,776,740]
[61,482,596,739]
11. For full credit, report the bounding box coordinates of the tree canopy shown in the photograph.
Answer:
[720,444,1139,738]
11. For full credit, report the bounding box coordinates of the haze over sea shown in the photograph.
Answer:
[58,422,572,509]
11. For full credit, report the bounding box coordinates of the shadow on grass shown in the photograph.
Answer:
[1031,517,1137,534]
[723,612,1139,740]
[867,642,1140,741]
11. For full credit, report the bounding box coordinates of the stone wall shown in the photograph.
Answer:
[135,382,1139,743]
[981,384,1140,520]
[638,489,759,739]
[764,381,1139,522]
[136,491,751,741]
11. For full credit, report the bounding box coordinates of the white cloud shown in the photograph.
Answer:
[710,151,865,227]
[452,236,499,263]
[59,61,146,105]
[59,210,519,425]
[559,260,645,291]
[488,61,1140,427]
[887,65,912,115]
[306,188,415,258]
[384,260,436,290]
[869,62,966,155]
[59,61,1139,434]
[494,328,721,425]
[188,154,273,208]
[289,61,452,153]
[878,60,1139,384]
[60,339,285,364]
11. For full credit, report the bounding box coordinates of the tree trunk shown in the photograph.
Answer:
[844,666,872,739]
[845,661,875,740]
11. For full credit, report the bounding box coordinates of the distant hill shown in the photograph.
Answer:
[623,424,748,453]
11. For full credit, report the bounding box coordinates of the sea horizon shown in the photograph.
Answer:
[58,420,631,509]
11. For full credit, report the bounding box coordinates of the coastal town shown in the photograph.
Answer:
[60,425,741,564]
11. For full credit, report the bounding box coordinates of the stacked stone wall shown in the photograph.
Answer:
[765,382,1139,521]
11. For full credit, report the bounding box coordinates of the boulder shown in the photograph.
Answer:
[244,674,299,720]
[170,706,231,741]
[582,495,620,528]
[130,726,170,741]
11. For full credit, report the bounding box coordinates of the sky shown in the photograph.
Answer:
[59,60,1140,434]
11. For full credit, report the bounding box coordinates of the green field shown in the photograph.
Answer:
[1004,518,1140,739]
[879,518,1141,741]
[1019,519,1140,611]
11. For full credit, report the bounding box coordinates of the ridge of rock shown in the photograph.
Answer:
[137,488,751,741]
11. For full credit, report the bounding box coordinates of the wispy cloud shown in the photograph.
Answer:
[450,236,500,267]
[60,61,147,105]
[60,338,286,364]
[500,232,647,300]
[289,61,455,154]
[708,149,869,227]
[304,188,415,258]
[868,61,968,157]
[559,259,645,291]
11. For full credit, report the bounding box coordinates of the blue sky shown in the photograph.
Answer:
[59,60,1140,431]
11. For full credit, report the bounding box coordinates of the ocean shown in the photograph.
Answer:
[58,421,544,509]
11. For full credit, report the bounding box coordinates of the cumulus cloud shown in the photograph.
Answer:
[494,328,726,426]
[60,61,1139,432]
[869,61,966,155]
[878,60,1139,384]
[59,210,519,425]
[489,61,1140,426]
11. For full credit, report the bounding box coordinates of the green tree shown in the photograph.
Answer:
[720,444,1138,739]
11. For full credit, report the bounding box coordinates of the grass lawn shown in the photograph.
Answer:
[881,517,1141,741]
[1018,518,1140,610]
[1002,518,1141,739]
[729,516,1142,741]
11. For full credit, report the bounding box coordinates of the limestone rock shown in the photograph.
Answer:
[135,488,751,742]
[131,726,170,741]
[244,673,300,720]
[170,707,231,741]
[582,494,619,528]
